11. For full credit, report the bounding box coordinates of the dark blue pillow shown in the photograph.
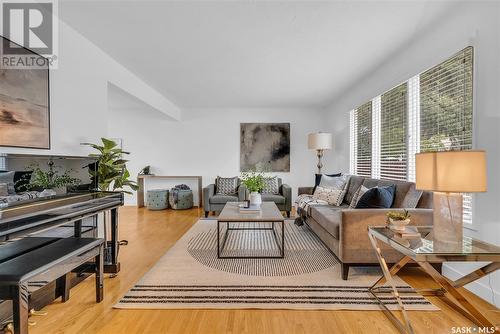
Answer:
[355,185,396,209]
[313,173,342,193]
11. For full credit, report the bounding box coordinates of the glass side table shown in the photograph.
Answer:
[368,226,500,334]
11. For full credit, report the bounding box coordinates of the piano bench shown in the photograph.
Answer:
[0,237,105,334]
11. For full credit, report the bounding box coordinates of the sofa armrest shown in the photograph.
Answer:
[298,186,314,196]
[238,184,248,201]
[203,184,215,211]
[339,208,433,262]
[280,184,292,211]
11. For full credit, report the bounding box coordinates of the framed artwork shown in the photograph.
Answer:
[240,123,290,172]
[0,36,50,149]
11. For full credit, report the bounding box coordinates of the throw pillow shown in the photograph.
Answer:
[0,171,15,194]
[262,176,279,194]
[313,186,346,206]
[216,176,238,195]
[401,184,423,208]
[319,174,349,190]
[0,183,8,197]
[313,173,341,193]
[356,185,396,209]
[349,185,369,209]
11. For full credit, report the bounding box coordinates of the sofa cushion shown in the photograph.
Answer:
[344,175,364,205]
[356,185,396,209]
[209,194,239,204]
[216,176,238,195]
[261,193,285,204]
[310,206,342,239]
[401,184,423,208]
[313,173,341,193]
[262,176,279,194]
[377,179,412,208]
[313,186,345,206]
[349,185,369,209]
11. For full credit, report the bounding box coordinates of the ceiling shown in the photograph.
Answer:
[59,1,454,109]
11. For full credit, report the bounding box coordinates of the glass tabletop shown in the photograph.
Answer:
[369,226,500,256]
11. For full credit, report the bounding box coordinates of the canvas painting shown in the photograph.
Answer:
[0,66,50,149]
[240,123,290,172]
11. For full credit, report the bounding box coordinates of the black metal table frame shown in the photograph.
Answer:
[217,220,284,259]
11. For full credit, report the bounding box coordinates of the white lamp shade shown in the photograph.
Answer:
[308,133,333,150]
[415,150,487,193]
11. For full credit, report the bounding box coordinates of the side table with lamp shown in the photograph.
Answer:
[367,150,500,333]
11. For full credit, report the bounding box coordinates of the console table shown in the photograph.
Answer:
[136,175,203,207]
[368,226,500,334]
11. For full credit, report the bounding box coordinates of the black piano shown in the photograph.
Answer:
[0,191,124,332]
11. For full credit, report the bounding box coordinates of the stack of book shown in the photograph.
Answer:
[239,204,261,213]
[389,225,421,239]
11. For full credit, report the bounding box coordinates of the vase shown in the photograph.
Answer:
[389,218,410,231]
[40,189,57,197]
[249,192,262,207]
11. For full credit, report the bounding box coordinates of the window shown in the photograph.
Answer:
[354,101,372,177]
[349,46,473,221]
[419,46,473,223]
[380,83,408,181]
[0,154,6,171]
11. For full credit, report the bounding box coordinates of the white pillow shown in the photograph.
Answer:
[313,186,346,206]
[0,183,8,197]
[349,185,369,208]
[319,174,349,191]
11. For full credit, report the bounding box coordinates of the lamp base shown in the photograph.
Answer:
[433,192,463,252]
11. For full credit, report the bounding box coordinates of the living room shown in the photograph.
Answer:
[0,1,499,333]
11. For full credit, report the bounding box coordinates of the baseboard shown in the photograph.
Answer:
[443,263,500,308]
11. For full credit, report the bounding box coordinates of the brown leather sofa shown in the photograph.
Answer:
[298,175,433,280]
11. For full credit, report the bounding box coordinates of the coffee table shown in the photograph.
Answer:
[217,202,285,259]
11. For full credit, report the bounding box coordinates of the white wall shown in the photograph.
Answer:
[0,16,179,157]
[107,104,331,206]
[324,1,500,305]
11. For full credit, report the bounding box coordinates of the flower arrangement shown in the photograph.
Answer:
[240,171,266,193]
[23,162,81,191]
[386,209,411,222]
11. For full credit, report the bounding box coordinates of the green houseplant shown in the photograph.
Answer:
[386,209,411,231]
[82,138,138,194]
[24,161,81,197]
[241,171,266,206]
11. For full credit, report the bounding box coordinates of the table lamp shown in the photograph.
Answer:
[308,132,333,174]
[415,150,487,250]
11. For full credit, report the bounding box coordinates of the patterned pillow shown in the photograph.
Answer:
[216,176,238,195]
[401,185,423,208]
[262,176,279,194]
[313,186,346,206]
[349,185,369,209]
[0,171,15,194]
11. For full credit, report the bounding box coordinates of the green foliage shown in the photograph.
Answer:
[82,138,138,194]
[386,209,411,222]
[23,163,80,190]
[240,170,266,193]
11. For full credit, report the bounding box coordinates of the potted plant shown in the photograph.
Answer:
[240,171,265,206]
[82,138,138,194]
[386,209,411,231]
[24,161,81,197]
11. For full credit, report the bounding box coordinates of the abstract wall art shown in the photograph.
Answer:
[240,123,290,172]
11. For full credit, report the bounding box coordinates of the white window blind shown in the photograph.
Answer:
[354,101,372,177]
[371,96,381,179]
[407,75,420,182]
[380,83,408,181]
[349,110,357,174]
[0,154,6,171]
[419,46,474,224]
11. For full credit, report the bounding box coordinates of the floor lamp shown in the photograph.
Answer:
[308,133,333,174]
[415,150,487,251]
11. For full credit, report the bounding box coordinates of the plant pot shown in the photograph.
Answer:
[40,189,57,197]
[389,218,411,231]
[249,192,262,207]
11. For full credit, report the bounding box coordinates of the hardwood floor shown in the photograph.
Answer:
[29,207,499,334]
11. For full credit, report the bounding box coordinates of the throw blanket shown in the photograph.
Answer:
[294,194,329,226]
[0,191,40,208]
[170,184,191,205]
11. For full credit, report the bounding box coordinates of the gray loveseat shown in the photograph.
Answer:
[298,175,433,280]
[203,178,293,217]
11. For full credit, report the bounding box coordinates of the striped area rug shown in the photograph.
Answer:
[115,219,438,311]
